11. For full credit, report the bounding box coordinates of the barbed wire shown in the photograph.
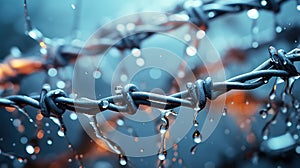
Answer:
[0,46,299,119]
[0,0,292,88]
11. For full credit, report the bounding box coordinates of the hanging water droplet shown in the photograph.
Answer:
[286,119,292,127]
[294,100,300,109]
[262,128,269,140]
[101,100,109,109]
[25,145,34,155]
[281,106,288,113]
[158,150,167,161]
[57,130,65,137]
[269,93,276,100]
[119,154,127,166]
[27,28,43,42]
[259,109,268,119]
[160,124,168,134]
[222,107,227,116]
[193,130,202,144]
[93,70,102,79]
[264,79,268,84]
[190,144,198,155]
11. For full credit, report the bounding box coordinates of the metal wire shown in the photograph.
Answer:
[0,46,299,118]
[0,0,290,86]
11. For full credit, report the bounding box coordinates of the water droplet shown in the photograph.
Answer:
[297,5,300,11]
[259,109,268,119]
[190,144,198,155]
[119,154,127,166]
[140,148,144,153]
[262,129,269,140]
[120,74,128,82]
[252,41,259,48]
[193,130,202,144]
[56,81,66,89]
[261,0,267,6]
[48,68,57,77]
[27,28,43,42]
[101,100,109,109]
[131,48,141,57]
[196,30,206,39]
[160,125,168,134]
[286,119,292,127]
[68,158,72,162]
[281,106,288,113]
[275,26,282,33]
[47,138,53,145]
[117,118,124,126]
[158,150,167,161]
[57,130,65,137]
[184,34,191,41]
[136,58,145,66]
[71,3,76,10]
[193,120,199,127]
[93,70,102,79]
[294,100,300,109]
[186,46,197,56]
[264,79,268,84]
[20,136,28,144]
[69,112,78,120]
[247,9,259,19]
[17,157,24,163]
[26,145,34,155]
[221,106,228,116]
[269,93,276,100]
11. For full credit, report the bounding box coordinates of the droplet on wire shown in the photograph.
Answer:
[157,150,167,161]
[293,100,300,109]
[269,93,276,100]
[281,106,288,114]
[259,109,268,119]
[93,70,101,79]
[193,129,202,144]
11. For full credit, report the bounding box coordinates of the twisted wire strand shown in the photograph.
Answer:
[0,0,290,86]
[0,46,299,118]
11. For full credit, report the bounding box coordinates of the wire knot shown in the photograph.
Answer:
[122,84,139,114]
[40,85,67,117]
[268,46,298,76]
[186,77,212,110]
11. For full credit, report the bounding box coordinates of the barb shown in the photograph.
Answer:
[0,0,293,89]
[0,47,298,118]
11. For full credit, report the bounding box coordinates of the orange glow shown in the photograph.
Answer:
[34,146,40,154]
[36,113,43,121]
[5,106,16,112]
[18,125,25,133]
[39,41,47,48]
[37,130,44,139]
[9,59,42,74]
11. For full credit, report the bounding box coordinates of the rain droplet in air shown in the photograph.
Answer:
[26,145,34,155]
[193,129,202,144]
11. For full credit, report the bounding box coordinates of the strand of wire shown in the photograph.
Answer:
[0,46,299,118]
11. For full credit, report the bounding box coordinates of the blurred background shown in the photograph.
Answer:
[0,0,300,168]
